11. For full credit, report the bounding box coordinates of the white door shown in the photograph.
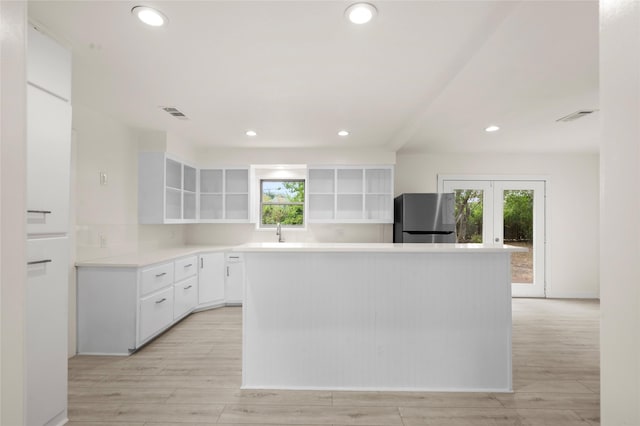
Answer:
[441,178,546,297]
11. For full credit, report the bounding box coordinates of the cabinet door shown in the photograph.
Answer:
[27,26,71,101]
[198,252,225,305]
[174,277,198,320]
[27,85,71,235]
[139,287,174,343]
[225,258,244,304]
[26,237,68,426]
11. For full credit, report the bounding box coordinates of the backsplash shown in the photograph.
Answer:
[185,223,393,246]
[75,224,187,261]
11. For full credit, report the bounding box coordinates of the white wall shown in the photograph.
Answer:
[395,152,600,299]
[600,0,640,422]
[0,2,27,423]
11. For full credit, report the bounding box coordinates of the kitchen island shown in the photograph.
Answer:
[234,242,526,392]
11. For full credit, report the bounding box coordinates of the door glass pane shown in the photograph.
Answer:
[503,190,534,284]
[452,190,484,243]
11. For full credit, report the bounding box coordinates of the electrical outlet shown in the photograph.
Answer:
[99,171,108,185]
[99,234,107,248]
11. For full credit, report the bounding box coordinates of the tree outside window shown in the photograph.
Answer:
[260,180,305,227]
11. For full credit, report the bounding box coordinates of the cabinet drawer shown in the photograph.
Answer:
[174,255,197,282]
[139,287,174,343]
[140,262,174,296]
[173,277,197,320]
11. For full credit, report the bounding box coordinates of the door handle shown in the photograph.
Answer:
[27,259,52,265]
[226,266,229,277]
[200,258,203,268]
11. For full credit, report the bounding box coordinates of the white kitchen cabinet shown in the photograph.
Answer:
[225,253,244,305]
[307,165,394,223]
[26,25,71,426]
[78,255,199,355]
[198,252,225,307]
[199,168,250,222]
[174,277,198,320]
[27,85,71,235]
[27,25,71,101]
[26,237,68,426]
[138,153,198,224]
[139,286,174,343]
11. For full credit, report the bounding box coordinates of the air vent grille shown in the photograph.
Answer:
[556,110,597,122]
[161,106,189,120]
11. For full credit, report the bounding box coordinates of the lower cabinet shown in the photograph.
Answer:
[27,237,69,426]
[139,286,174,343]
[225,253,244,305]
[77,250,245,355]
[174,276,198,320]
[78,254,198,355]
[198,252,225,307]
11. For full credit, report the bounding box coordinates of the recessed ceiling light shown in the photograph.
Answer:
[246,130,257,137]
[338,130,350,136]
[131,6,168,27]
[345,3,377,24]
[485,125,500,132]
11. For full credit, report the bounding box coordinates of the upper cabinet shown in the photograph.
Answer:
[26,26,72,236]
[139,154,250,224]
[139,153,199,224]
[199,168,249,222]
[27,26,71,102]
[308,166,394,224]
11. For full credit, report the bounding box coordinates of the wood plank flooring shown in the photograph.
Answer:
[68,298,600,425]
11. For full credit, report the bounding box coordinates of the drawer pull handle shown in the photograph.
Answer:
[155,272,167,277]
[229,256,240,259]
[27,210,52,214]
[184,264,193,268]
[27,259,52,265]
[184,285,193,290]
[155,298,167,304]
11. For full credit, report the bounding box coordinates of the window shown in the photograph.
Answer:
[260,180,305,227]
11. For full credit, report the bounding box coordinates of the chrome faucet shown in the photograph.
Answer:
[276,222,284,243]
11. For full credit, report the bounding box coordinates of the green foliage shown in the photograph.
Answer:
[503,190,533,241]
[454,190,484,243]
[452,189,534,243]
[261,180,305,226]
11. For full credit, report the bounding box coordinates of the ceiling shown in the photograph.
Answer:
[28,1,600,154]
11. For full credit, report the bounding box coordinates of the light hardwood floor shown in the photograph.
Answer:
[68,298,600,425]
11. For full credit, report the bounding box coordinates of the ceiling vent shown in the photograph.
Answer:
[161,106,189,120]
[556,110,597,123]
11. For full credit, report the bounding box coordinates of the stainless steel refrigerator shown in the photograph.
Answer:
[393,193,456,243]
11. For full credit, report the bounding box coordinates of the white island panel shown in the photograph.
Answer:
[242,250,512,392]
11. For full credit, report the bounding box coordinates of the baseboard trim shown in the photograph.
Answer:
[545,292,600,299]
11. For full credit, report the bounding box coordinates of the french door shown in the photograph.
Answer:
[439,177,546,298]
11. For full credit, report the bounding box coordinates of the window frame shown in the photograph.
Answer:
[259,179,305,228]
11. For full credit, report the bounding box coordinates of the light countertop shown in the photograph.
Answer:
[233,242,528,253]
[75,245,234,268]
[75,242,527,268]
